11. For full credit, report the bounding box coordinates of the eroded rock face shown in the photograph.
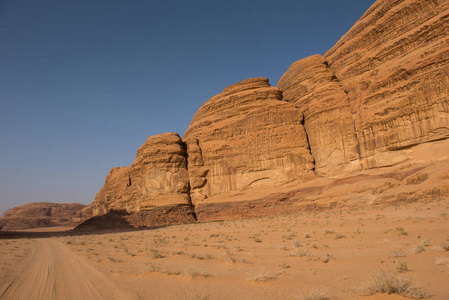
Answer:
[0,202,86,230]
[326,0,449,165]
[76,132,196,227]
[277,55,361,176]
[79,0,449,227]
[279,0,449,174]
[183,77,315,208]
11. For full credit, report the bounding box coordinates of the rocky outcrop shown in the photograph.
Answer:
[76,132,196,227]
[0,202,86,230]
[183,77,315,210]
[278,0,449,174]
[277,55,360,176]
[77,0,449,227]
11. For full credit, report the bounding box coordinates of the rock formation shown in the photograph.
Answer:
[278,0,449,174]
[277,55,360,176]
[76,132,196,228]
[0,202,86,230]
[183,77,315,208]
[76,0,449,227]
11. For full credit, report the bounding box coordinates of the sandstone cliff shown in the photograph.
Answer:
[278,0,449,175]
[76,132,196,228]
[183,77,315,208]
[77,0,449,227]
[0,202,86,230]
[277,54,360,176]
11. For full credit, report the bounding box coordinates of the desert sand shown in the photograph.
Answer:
[1,197,448,300]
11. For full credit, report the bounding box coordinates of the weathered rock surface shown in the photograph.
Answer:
[277,55,360,176]
[77,0,449,227]
[76,132,196,227]
[0,202,86,230]
[183,77,315,209]
[278,0,449,174]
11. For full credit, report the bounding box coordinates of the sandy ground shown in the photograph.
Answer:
[1,199,448,300]
[0,238,132,300]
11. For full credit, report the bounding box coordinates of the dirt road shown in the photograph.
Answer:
[0,238,133,300]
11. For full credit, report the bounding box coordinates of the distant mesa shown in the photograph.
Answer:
[0,202,86,231]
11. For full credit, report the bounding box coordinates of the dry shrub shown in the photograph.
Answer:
[413,245,425,254]
[299,286,331,300]
[389,250,405,258]
[290,249,312,257]
[420,239,432,247]
[441,242,449,251]
[250,273,277,283]
[364,269,428,299]
[182,270,209,279]
[395,260,408,273]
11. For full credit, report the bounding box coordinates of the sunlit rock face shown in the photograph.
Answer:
[277,54,360,176]
[79,0,449,227]
[278,0,449,174]
[183,77,315,207]
[76,132,196,227]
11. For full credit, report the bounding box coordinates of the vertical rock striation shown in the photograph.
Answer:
[183,77,315,218]
[76,132,196,227]
[277,55,361,176]
[78,0,449,227]
[278,0,449,173]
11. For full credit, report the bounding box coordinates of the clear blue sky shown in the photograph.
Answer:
[0,0,375,214]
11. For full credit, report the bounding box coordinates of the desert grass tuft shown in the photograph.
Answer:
[389,250,405,258]
[150,249,165,259]
[441,242,449,251]
[182,270,210,279]
[363,269,428,299]
[299,286,331,300]
[395,260,408,273]
[293,240,303,248]
[250,273,277,283]
[290,249,312,257]
[420,239,432,247]
[413,245,425,254]
[334,233,346,239]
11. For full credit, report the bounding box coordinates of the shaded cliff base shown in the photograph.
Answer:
[76,138,449,230]
[74,205,196,231]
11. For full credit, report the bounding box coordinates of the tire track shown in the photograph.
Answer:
[0,239,130,300]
